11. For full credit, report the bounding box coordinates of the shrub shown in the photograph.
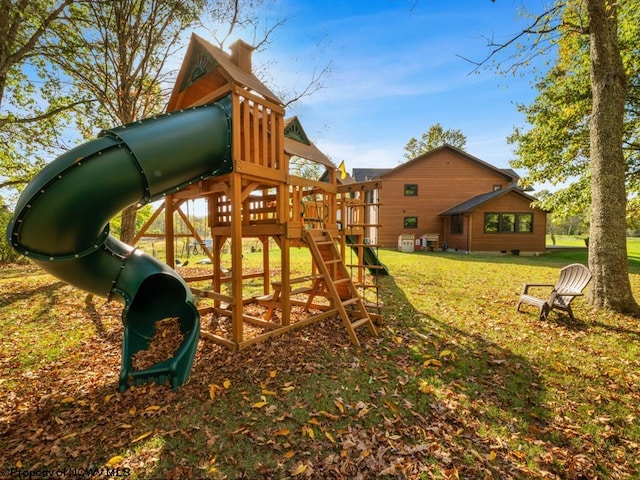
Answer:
[0,205,23,264]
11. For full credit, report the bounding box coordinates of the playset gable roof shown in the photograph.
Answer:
[284,117,334,168]
[167,34,282,111]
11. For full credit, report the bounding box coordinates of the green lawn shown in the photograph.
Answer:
[1,241,639,478]
[546,234,589,247]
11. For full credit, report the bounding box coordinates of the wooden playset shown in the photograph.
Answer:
[132,35,385,350]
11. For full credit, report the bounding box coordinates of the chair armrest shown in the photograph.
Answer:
[521,283,554,295]
[548,290,583,306]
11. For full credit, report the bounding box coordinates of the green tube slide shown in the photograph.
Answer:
[6,95,233,391]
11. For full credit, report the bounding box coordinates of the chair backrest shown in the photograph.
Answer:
[553,263,592,306]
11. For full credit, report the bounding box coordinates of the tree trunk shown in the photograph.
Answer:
[586,0,639,314]
[120,204,137,245]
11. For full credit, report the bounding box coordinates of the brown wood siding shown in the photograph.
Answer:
[445,215,471,251]
[468,194,546,252]
[378,149,512,247]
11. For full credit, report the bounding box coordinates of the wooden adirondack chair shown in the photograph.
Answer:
[516,263,592,320]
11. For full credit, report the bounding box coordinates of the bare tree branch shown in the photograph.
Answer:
[0,178,29,190]
[0,99,95,128]
[282,62,333,108]
[456,4,564,75]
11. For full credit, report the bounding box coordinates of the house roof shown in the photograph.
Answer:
[501,168,520,179]
[352,168,393,182]
[438,186,540,216]
[318,169,356,184]
[379,144,519,182]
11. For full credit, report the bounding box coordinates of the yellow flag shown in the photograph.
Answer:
[338,161,347,179]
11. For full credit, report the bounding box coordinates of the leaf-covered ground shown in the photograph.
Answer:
[1,250,640,479]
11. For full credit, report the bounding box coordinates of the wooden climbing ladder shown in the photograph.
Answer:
[304,229,377,346]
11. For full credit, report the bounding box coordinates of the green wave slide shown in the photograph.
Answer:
[6,95,233,391]
[345,235,389,275]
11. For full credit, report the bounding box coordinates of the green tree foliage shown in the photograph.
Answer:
[505,0,638,313]
[0,0,92,197]
[0,202,22,263]
[290,157,322,179]
[0,1,96,262]
[108,203,154,238]
[508,1,640,224]
[537,189,588,236]
[45,0,204,243]
[51,0,203,134]
[403,123,467,161]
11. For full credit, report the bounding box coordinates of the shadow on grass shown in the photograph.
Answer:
[587,316,640,340]
[2,256,633,478]
[409,247,640,275]
[401,248,590,267]
[0,280,67,308]
[374,271,594,478]
[84,293,109,336]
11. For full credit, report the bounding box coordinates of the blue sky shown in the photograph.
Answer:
[227,0,549,177]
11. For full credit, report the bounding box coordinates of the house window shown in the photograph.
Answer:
[485,213,499,233]
[484,212,533,233]
[404,216,418,228]
[501,213,516,232]
[451,214,464,234]
[517,213,533,232]
[404,184,418,196]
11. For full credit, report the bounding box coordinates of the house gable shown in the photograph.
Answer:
[178,41,220,93]
[376,146,518,242]
[380,144,518,184]
[438,186,541,216]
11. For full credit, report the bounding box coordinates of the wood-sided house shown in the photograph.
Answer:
[353,145,547,254]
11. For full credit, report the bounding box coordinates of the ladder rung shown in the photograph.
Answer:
[341,297,360,306]
[346,264,384,269]
[351,317,372,329]
[305,229,379,346]
[354,283,382,289]
[364,302,383,310]
[369,313,383,326]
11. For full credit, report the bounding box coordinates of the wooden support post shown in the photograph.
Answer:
[260,235,270,295]
[339,194,347,261]
[230,173,243,344]
[213,235,226,307]
[327,167,337,233]
[280,236,291,326]
[165,194,175,268]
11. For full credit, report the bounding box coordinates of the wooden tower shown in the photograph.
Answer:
[133,34,383,349]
